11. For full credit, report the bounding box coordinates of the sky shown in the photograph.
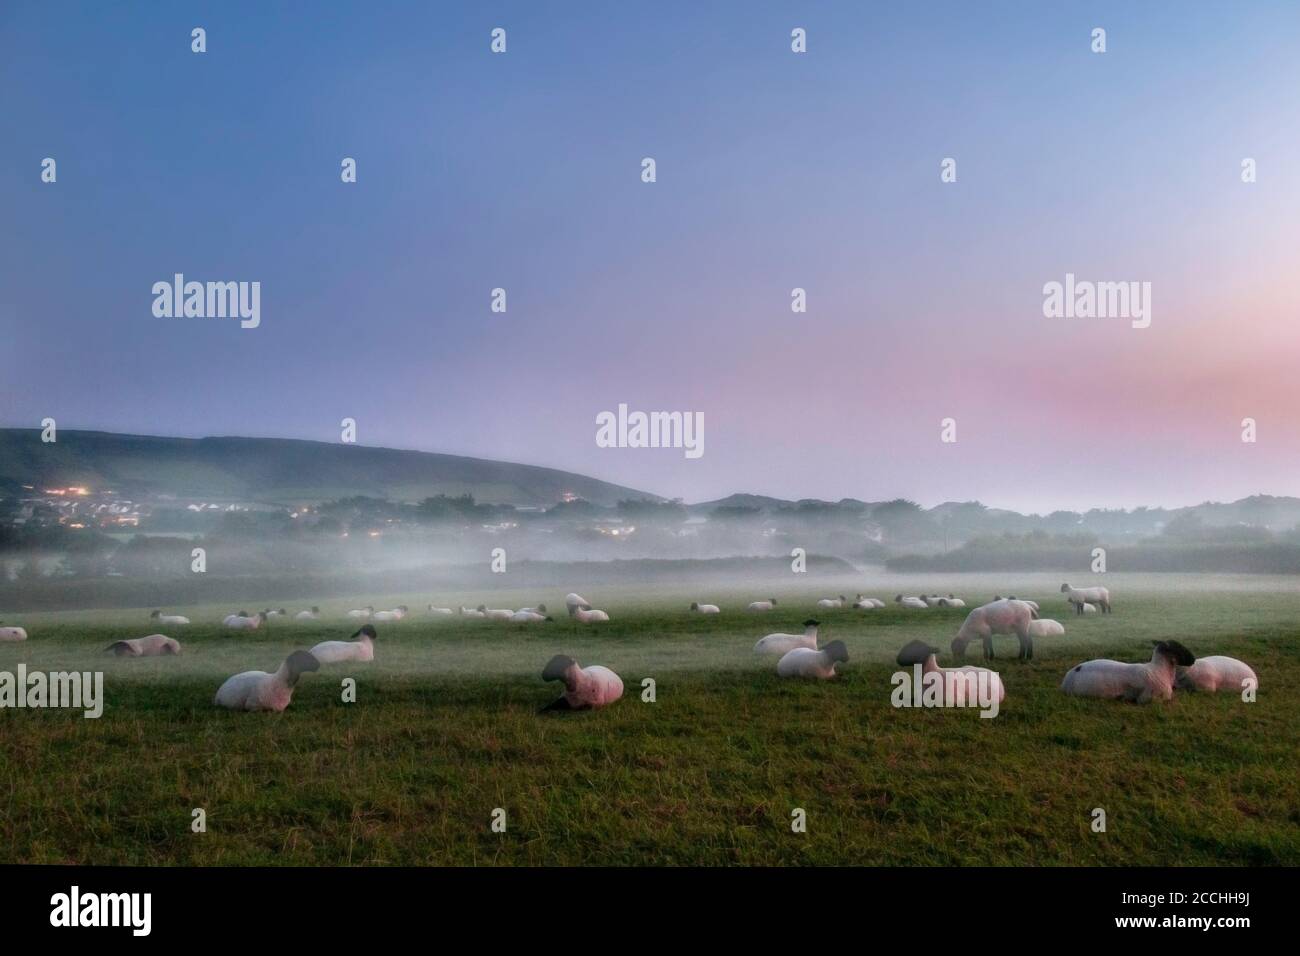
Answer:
[3,1,1300,513]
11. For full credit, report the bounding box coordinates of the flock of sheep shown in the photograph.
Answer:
[0,582,1258,712]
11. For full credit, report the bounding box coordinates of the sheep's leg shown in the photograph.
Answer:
[982,636,993,660]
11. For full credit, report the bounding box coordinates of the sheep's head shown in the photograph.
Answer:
[542,654,578,684]
[353,624,377,641]
[898,639,938,667]
[949,636,970,661]
[1059,584,1071,593]
[150,610,161,619]
[164,641,181,655]
[1153,640,1195,667]
[823,640,849,664]
[286,650,320,680]
[312,606,320,613]
[690,602,699,611]
[770,598,778,606]
[536,604,547,614]
[803,619,820,629]
[894,594,903,602]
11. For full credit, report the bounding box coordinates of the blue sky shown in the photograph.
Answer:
[3,2,1299,511]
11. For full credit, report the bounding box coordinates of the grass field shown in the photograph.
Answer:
[1,572,1297,866]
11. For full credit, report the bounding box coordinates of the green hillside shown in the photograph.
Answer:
[0,429,659,507]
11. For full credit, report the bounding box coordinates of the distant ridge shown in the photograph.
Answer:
[0,429,661,508]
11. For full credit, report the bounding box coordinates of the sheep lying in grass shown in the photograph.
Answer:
[1028,619,1065,638]
[853,595,885,609]
[951,599,1036,661]
[1061,583,1111,614]
[895,595,928,609]
[0,624,28,642]
[107,634,181,657]
[1175,655,1258,694]
[923,594,966,608]
[896,639,1005,706]
[150,610,190,625]
[310,624,376,664]
[746,599,778,611]
[511,609,552,623]
[295,607,321,621]
[817,595,848,609]
[777,641,848,679]
[214,650,320,712]
[1060,640,1194,703]
[540,654,623,711]
[223,611,266,631]
[690,602,721,614]
[754,619,820,657]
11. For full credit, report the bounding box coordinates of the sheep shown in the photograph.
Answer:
[1060,640,1194,703]
[895,595,928,609]
[518,604,548,615]
[754,619,820,657]
[746,599,778,611]
[295,607,321,621]
[222,611,267,631]
[107,634,181,657]
[1175,655,1258,694]
[1028,618,1066,638]
[777,640,848,679]
[372,605,408,622]
[853,595,885,609]
[573,605,610,623]
[511,609,552,623]
[477,605,515,622]
[951,599,1035,661]
[817,594,849,609]
[565,593,590,617]
[427,605,455,616]
[214,650,320,712]
[310,624,376,664]
[0,625,28,642]
[922,594,965,608]
[264,608,289,619]
[1080,602,1098,614]
[1061,583,1111,614]
[150,610,190,625]
[347,606,375,620]
[458,606,486,619]
[895,639,1006,706]
[690,602,721,614]
[540,654,623,711]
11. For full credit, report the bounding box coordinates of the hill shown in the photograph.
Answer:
[0,429,660,508]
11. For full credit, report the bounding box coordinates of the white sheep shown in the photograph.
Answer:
[853,595,885,609]
[1080,602,1098,614]
[214,650,321,712]
[895,595,928,609]
[922,594,966,608]
[540,654,623,711]
[295,607,321,621]
[1175,655,1258,694]
[572,605,610,623]
[0,625,28,642]
[1060,640,1194,703]
[746,599,778,611]
[896,639,1005,705]
[1028,619,1065,638]
[263,608,289,619]
[951,599,1036,660]
[347,606,375,620]
[310,624,376,664]
[1060,583,1111,614]
[107,634,181,657]
[754,619,820,657]
[690,602,721,614]
[565,593,590,617]
[511,609,551,623]
[222,611,267,631]
[150,610,190,625]
[816,595,848,609]
[427,605,455,616]
[372,605,408,622]
[776,640,848,679]
[459,606,486,619]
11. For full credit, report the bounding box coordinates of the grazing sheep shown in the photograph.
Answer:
[817,595,849,609]
[895,595,928,609]
[310,624,376,664]
[107,634,181,657]
[896,639,1005,705]
[511,609,552,623]
[690,602,721,614]
[951,599,1035,661]
[295,607,321,621]
[372,605,408,622]
[214,650,320,712]
[427,605,455,616]
[0,625,28,642]
[754,619,820,657]
[540,654,623,711]
[1028,619,1065,638]
[223,611,267,631]
[347,606,375,620]
[1060,640,1194,703]
[572,605,610,623]
[1061,583,1111,614]
[746,599,778,611]
[150,610,190,626]
[777,640,848,679]
[1176,655,1258,694]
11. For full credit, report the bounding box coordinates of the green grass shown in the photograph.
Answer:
[1,573,1297,865]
